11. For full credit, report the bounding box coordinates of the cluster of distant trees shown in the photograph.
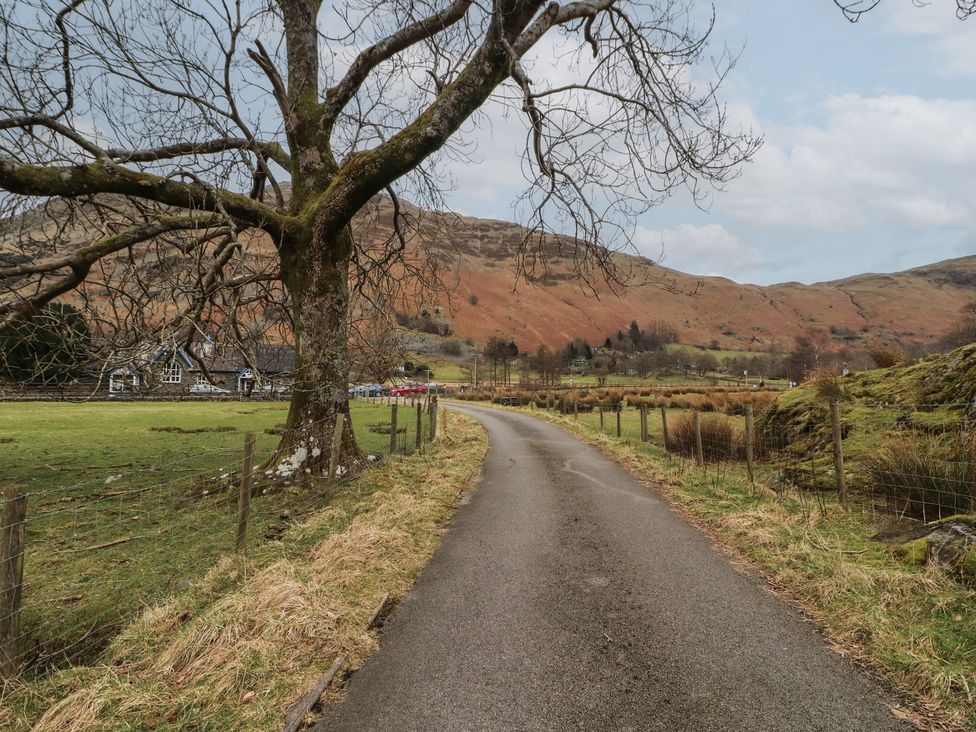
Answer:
[601,320,680,354]
[478,321,735,384]
[475,299,976,386]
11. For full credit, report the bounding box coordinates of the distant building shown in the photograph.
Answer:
[104,341,295,396]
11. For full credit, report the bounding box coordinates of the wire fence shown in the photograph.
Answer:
[466,387,976,528]
[0,396,439,680]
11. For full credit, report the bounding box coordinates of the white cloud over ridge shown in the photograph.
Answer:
[724,93,976,232]
[634,223,763,277]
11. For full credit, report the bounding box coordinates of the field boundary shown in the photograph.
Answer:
[453,401,973,732]
[1,410,487,731]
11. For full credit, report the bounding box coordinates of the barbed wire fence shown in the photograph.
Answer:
[0,396,440,680]
[466,386,975,528]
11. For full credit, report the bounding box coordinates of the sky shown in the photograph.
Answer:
[439,1,976,286]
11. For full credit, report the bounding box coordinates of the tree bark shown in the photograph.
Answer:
[268,225,364,479]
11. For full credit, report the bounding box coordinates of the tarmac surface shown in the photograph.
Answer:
[316,404,910,731]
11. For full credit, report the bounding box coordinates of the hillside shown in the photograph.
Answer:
[411,206,975,352]
[2,193,973,353]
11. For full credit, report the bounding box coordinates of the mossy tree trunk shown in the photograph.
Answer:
[268,224,365,479]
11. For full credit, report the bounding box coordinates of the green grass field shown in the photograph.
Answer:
[0,399,429,673]
[1,407,482,731]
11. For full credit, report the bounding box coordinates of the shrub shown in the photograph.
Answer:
[468,293,479,306]
[439,339,464,356]
[867,341,909,369]
[667,413,742,462]
[865,433,976,521]
[812,369,851,403]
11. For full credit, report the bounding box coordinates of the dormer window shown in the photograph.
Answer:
[161,361,183,384]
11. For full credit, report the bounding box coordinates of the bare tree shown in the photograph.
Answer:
[0,0,758,476]
[834,0,975,21]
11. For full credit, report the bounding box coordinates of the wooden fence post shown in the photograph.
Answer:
[599,405,604,429]
[661,407,670,452]
[415,403,422,452]
[830,401,848,511]
[389,404,398,455]
[616,404,622,438]
[236,432,256,553]
[328,413,345,486]
[693,412,705,466]
[429,396,438,442]
[0,486,26,678]
[745,405,755,484]
[573,399,578,419]
[640,405,648,442]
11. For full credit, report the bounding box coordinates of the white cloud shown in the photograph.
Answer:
[724,93,976,231]
[881,3,974,76]
[634,223,763,276]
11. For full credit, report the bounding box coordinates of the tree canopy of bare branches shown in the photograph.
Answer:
[833,0,975,21]
[0,0,758,475]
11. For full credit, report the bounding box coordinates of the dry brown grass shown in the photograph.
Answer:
[812,369,852,403]
[2,416,488,732]
[667,413,743,462]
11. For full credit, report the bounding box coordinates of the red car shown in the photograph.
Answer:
[390,383,427,396]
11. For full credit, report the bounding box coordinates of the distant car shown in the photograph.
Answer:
[350,383,385,397]
[260,382,290,394]
[190,382,231,394]
[390,383,427,396]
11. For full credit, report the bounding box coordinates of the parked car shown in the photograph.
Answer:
[390,383,427,396]
[190,382,231,394]
[349,383,384,397]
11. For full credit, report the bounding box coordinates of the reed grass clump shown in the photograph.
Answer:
[865,432,976,520]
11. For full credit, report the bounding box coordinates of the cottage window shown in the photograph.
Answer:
[109,371,139,393]
[161,361,183,384]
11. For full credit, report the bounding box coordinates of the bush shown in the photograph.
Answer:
[812,369,850,403]
[667,413,743,462]
[865,433,976,520]
[439,339,464,356]
[868,342,909,369]
[468,293,479,306]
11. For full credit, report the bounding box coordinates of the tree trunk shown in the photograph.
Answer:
[268,226,364,480]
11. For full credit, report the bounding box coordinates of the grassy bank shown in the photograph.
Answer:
[0,400,430,673]
[502,404,976,731]
[0,408,485,731]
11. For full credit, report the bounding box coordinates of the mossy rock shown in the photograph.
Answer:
[891,538,928,567]
[961,546,976,582]
[879,516,976,576]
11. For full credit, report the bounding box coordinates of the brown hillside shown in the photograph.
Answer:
[2,194,972,352]
[409,206,973,352]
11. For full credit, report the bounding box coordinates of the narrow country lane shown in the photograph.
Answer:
[316,404,910,732]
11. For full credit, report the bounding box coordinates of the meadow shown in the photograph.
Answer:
[0,400,428,673]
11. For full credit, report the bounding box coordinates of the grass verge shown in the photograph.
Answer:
[498,404,976,732]
[0,403,473,731]
[0,400,430,670]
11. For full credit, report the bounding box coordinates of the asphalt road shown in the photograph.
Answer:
[316,404,910,732]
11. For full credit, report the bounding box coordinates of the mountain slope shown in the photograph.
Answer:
[2,193,972,353]
[416,207,974,351]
